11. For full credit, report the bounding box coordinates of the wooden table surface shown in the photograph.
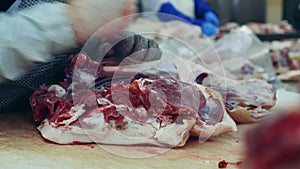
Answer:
[0,111,255,169]
[1,87,299,169]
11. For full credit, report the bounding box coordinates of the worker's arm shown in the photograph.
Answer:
[0,2,76,83]
[0,0,135,83]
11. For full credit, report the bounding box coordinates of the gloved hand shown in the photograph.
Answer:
[204,11,219,26]
[201,22,217,36]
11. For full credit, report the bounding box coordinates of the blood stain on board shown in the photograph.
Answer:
[218,160,242,168]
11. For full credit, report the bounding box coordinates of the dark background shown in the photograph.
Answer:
[283,0,300,30]
[0,0,16,11]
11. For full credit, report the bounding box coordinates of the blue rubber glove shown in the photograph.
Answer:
[201,22,217,36]
[158,2,194,23]
[204,11,220,26]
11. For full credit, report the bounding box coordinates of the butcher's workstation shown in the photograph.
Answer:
[1,0,300,169]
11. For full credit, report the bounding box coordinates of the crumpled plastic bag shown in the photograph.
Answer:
[198,26,276,81]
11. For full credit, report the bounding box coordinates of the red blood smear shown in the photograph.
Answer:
[218,160,242,168]
[89,145,96,149]
[218,160,228,168]
[71,142,96,148]
[71,141,85,145]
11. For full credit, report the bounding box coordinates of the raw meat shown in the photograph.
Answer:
[244,109,300,169]
[30,52,237,147]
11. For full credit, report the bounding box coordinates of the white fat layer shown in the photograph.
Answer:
[138,78,153,91]
[48,85,66,98]
[155,120,195,146]
[133,106,148,120]
[38,121,93,144]
[230,105,272,119]
[38,115,195,147]
[79,71,95,84]
[97,97,113,106]
[58,104,86,126]
[82,113,105,126]
[192,108,237,138]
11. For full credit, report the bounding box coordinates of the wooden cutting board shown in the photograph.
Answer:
[1,89,298,169]
[0,112,253,169]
